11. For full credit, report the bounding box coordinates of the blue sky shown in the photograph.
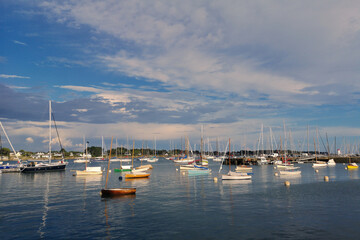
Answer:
[1,0,360,153]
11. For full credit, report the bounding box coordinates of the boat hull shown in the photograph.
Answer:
[114,168,131,172]
[75,170,102,175]
[222,171,252,180]
[100,188,136,197]
[125,173,150,179]
[21,162,67,173]
[347,165,359,170]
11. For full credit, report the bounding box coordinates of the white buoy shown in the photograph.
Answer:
[182,172,185,175]
[176,168,178,171]
[274,172,279,176]
[273,166,276,169]
[284,181,290,187]
[324,176,329,182]
[214,177,218,182]
[315,169,319,173]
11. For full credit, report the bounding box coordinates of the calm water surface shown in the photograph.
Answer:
[1,159,360,239]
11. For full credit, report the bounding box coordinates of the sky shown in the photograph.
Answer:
[1,0,360,153]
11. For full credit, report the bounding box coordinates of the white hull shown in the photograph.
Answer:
[312,163,327,168]
[222,171,252,180]
[235,166,253,172]
[74,159,90,163]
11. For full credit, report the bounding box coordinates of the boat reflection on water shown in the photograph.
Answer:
[103,193,136,238]
[75,174,103,186]
[38,174,50,239]
[124,178,150,187]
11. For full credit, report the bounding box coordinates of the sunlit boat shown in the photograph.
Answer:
[327,159,336,166]
[75,166,103,176]
[222,171,252,180]
[100,188,136,197]
[312,161,327,168]
[347,162,358,170]
[125,172,150,179]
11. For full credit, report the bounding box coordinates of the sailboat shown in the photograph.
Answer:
[125,140,150,179]
[75,140,103,176]
[114,142,133,172]
[279,123,301,175]
[74,136,91,163]
[222,139,251,180]
[0,121,22,172]
[147,137,159,162]
[21,101,67,173]
[100,137,136,197]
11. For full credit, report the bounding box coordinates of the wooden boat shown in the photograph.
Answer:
[125,172,150,179]
[100,188,136,197]
[101,137,137,197]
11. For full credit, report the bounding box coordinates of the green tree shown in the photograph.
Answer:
[88,146,102,157]
[0,147,11,157]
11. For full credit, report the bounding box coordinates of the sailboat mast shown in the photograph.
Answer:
[131,140,135,169]
[49,100,52,163]
[85,139,88,169]
[0,121,20,163]
[101,136,104,159]
[104,137,113,189]
[229,138,231,172]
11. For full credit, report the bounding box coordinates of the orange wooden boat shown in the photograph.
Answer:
[100,188,136,197]
[125,172,150,179]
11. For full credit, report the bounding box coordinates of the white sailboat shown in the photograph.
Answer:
[222,139,251,180]
[74,136,91,163]
[75,140,102,176]
[278,122,301,176]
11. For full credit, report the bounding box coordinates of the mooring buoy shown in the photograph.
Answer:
[284,181,290,187]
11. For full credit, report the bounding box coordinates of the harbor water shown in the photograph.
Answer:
[1,159,360,239]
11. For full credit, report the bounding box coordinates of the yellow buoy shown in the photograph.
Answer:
[213,177,218,182]
[182,172,186,175]
[284,181,290,187]
[273,167,276,169]
[274,172,279,176]
[324,176,329,182]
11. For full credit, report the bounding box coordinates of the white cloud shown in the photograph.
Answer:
[26,137,34,143]
[13,40,27,46]
[40,0,360,105]
[0,74,30,79]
